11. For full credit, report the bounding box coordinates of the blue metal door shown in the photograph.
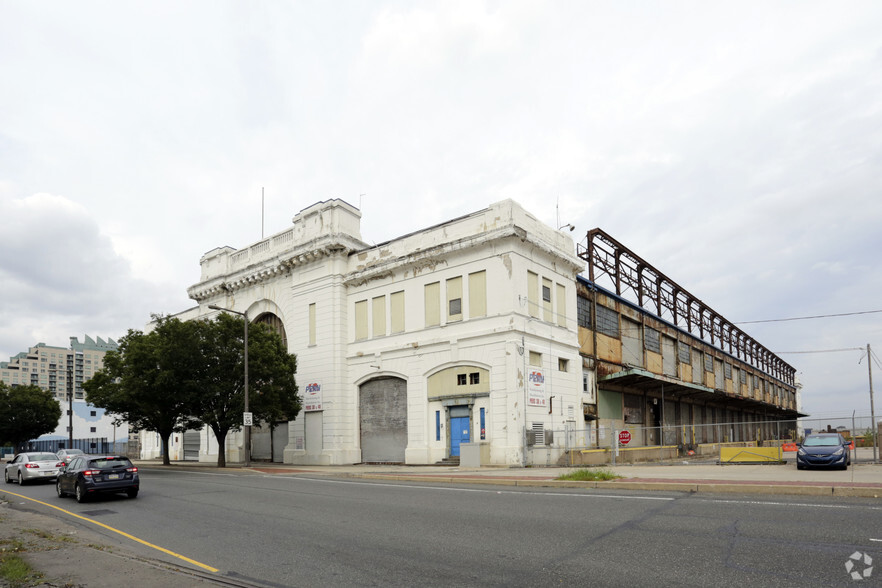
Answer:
[450,416,471,457]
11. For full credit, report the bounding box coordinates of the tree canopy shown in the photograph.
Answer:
[85,316,205,465]
[85,313,300,467]
[193,312,300,467]
[0,382,62,450]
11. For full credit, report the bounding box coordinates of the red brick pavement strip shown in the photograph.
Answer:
[621,477,882,488]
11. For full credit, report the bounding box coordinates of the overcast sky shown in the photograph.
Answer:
[2,2,881,421]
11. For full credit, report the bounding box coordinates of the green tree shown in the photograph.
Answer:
[0,382,62,450]
[84,316,203,466]
[194,313,300,467]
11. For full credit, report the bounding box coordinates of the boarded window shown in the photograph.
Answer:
[692,349,703,385]
[355,300,368,340]
[596,305,619,338]
[621,318,643,367]
[447,276,463,322]
[529,351,542,367]
[704,353,713,372]
[425,282,440,327]
[527,271,540,318]
[577,296,591,328]
[468,271,486,318]
[724,362,732,379]
[308,303,316,346]
[390,291,405,334]
[372,296,386,337]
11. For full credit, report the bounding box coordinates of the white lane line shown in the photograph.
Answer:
[870,538,882,542]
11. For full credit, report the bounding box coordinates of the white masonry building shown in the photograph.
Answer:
[174,199,584,466]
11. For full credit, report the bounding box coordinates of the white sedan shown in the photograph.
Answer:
[4,452,65,485]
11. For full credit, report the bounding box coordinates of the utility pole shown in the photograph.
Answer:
[868,344,878,464]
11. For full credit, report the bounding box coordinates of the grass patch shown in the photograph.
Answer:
[556,468,623,482]
[22,528,76,544]
[0,552,43,587]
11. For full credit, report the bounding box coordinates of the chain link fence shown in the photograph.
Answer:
[526,414,880,466]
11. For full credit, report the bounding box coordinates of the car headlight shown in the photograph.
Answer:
[798,448,806,456]
[834,448,845,456]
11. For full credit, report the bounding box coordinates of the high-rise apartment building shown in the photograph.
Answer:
[0,335,117,400]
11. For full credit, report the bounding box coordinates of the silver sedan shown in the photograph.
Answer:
[4,452,64,485]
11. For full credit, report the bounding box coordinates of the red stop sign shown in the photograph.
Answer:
[618,430,631,445]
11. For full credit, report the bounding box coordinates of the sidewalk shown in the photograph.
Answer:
[150,457,882,498]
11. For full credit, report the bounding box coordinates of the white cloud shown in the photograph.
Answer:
[1,1,881,417]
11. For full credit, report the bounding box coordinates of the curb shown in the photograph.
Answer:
[335,473,882,498]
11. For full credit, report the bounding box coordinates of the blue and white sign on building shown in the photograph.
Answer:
[528,369,546,407]
[304,381,323,412]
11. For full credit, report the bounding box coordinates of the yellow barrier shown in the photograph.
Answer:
[720,446,783,463]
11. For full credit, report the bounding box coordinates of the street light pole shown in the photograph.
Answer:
[208,304,250,467]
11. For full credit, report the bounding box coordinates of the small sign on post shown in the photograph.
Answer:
[243,412,253,426]
[618,430,632,445]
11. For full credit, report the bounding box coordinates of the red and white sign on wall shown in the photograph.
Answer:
[304,381,323,412]
[618,430,632,445]
[528,369,546,407]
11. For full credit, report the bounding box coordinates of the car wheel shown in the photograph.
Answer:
[75,482,88,503]
[56,480,67,498]
[126,488,138,499]
[17,471,26,486]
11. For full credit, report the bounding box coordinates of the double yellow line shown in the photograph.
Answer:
[0,489,218,572]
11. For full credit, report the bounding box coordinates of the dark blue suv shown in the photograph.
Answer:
[56,455,140,502]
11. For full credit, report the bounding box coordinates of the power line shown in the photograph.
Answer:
[736,309,882,325]
[775,348,864,355]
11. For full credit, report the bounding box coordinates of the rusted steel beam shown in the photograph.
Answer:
[579,228,795,386]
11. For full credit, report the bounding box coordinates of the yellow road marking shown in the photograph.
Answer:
[0,489,219,572]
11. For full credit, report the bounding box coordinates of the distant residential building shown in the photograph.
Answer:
[1,336,127,448]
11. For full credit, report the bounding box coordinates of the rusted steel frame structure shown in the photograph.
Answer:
[577,228,795,387]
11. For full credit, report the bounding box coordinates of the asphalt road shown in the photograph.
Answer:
[5,468,882,587]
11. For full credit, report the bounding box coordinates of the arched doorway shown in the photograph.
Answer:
[359,376,407,463]
[252,311,289,462]
[254,312,288,349]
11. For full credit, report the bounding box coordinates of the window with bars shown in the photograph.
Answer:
[645,328,660,354]
[577,296,592,328]
[704,353,713,372]
[724,363,732,379]
[596,305,619,338]
[678,342,691,363]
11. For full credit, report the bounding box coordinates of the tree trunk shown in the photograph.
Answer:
[213,425,228,468]
[160,431,172,466]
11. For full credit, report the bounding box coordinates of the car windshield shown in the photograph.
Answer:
[64,450,83,455]
[88,457,133,469]
[803,436,841,447]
